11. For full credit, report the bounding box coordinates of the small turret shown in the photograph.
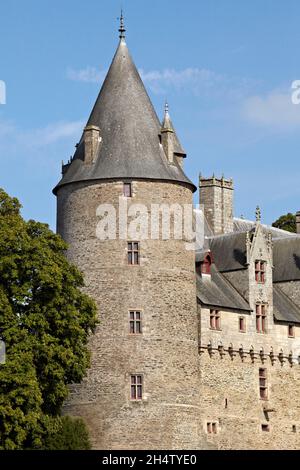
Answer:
[161,102,186,168]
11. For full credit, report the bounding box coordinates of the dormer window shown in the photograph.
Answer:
[202,254,212,275]
[255,261,266,283]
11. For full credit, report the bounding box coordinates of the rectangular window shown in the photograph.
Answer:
[130,375,143,400]
[128,242,140,265]
[239,316,246,333]
[255,261,266,283]
[256,304,267,333]
[288,324,295,338]
[261,424,270,432]
[129,311,142,334]
[207,422,218,434]
[210,310,221,330]
[259,368,268,400]
[123,183,132,197]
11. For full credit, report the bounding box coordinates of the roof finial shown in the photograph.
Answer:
[118,9,126,39]
[255,205,261,223]
[165,100,169,116]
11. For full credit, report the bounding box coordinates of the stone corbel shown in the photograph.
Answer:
[269,348,276,366]
[228,344,236,360]
[239,346,247,362]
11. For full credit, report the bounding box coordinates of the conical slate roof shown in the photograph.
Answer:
[53,38,196,194]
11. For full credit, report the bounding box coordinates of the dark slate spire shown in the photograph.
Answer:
[53,29,195,194]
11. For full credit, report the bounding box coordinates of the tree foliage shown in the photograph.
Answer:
[0,189,97,449]
[43,416,91,450]
[272,212,296,233]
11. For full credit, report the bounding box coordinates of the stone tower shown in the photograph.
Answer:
[199,175,234,235]
[53,18,201,449]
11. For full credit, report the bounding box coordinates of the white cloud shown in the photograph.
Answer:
[24,120,84,147]
[66,64,257,101]
[0,119,84,155]
[66,66,106,83]
[139,67,221,90]
[242,91,300,131]
[139,68,259,100]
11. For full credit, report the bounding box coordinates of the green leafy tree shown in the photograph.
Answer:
[43,416,91,450]
[272,213,296,233]
[0,189,97,449]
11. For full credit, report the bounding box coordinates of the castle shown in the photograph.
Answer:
[53,17,300,450]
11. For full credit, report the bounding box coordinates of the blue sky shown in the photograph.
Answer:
[1,0,300,229]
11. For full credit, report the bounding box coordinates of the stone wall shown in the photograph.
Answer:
[57,179,203,450]
[199,349,300,450]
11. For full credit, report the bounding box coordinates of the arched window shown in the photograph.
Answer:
[201,254,212,274]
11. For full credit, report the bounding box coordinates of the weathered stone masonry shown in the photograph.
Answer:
[54,21,300,450]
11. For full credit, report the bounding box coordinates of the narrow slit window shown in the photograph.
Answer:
[259,368,268,400]
[123,183,132,197]
[239,317,246,333]
[210,310,221,330]
[288,324,295,338]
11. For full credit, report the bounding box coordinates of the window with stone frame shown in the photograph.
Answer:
[259,368,268,400]
[255,260,266,283]
[256,304,267,333]
[239,316,246,333]
[288,324,295,338]
[129,311,142,334]
[123,182,132,197]
[130,375,143,400]
[128,242,140,265]
[207,422,218,434]
[210,310,221,330]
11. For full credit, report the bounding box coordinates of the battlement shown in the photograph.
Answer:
[199,175,234,190]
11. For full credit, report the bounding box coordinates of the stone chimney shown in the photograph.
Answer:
[199,175,234,235]
[83,125,101,164]
[296,211,300,234]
